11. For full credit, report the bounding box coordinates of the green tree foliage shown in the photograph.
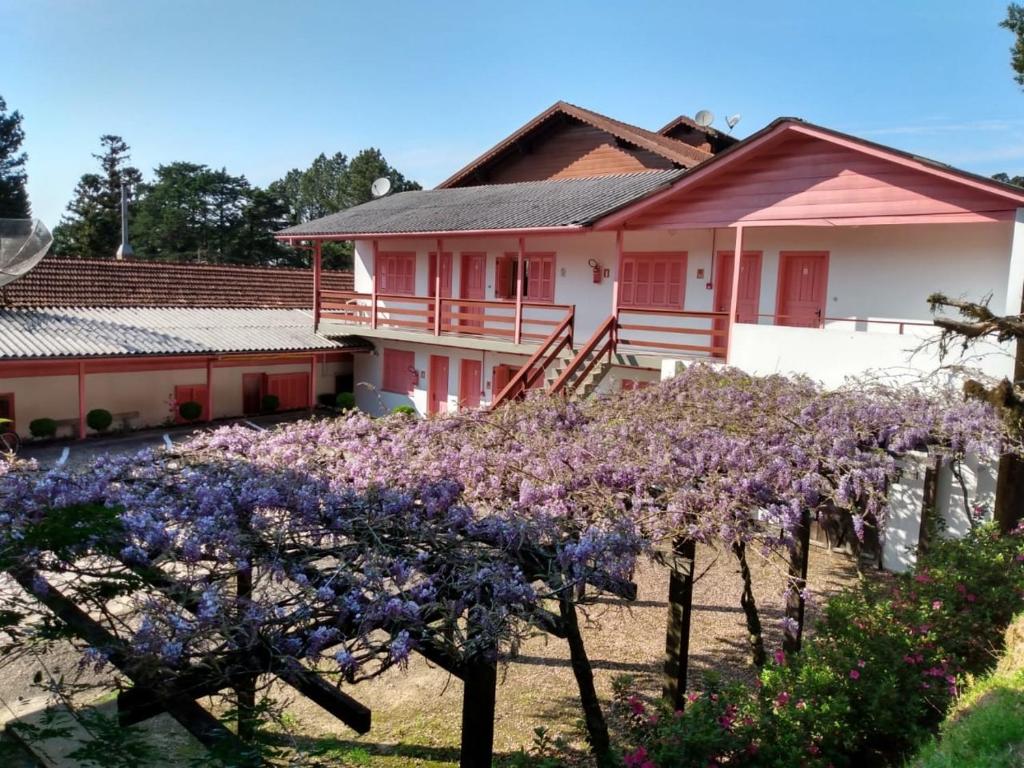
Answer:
[0,95,30,219]
[131,162,289,264]
[52,135,142,258]
[1002,3,1024,86]
[270,148,421,269]
[994,172,1024,187]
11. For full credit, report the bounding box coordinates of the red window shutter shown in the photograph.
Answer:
[495,256,513,299]
[382,348,416,394]
[492,364,512,395]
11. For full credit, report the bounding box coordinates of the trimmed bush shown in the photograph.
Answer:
[261,394,280,413]
[336,392,356,412]
[86,408,113,433]
[28,418,58,439]
[390,404,416,417]
[178,401,203,423]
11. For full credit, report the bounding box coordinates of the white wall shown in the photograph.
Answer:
[0,355,353,438]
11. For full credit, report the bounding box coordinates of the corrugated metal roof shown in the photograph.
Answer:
[0,307,358,359]
[277,169,686,237]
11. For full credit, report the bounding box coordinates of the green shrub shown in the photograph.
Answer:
[335,392,356,412]
[178,401,203,423]
[261,394,279,413]
[86,409,113,433]
[390,404,416,417]
[28,418,58,439]
[617,525,1024,768]
[911,613,1024,768]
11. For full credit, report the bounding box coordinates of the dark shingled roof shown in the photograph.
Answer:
[0,257,353,308]
[277,169,686,237]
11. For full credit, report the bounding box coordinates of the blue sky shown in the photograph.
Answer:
[5,0,1024,227]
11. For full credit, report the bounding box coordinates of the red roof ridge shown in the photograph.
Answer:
[437,101,713,189]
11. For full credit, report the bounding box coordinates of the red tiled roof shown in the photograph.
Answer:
[437,101,715,189]
[0,257,353,308]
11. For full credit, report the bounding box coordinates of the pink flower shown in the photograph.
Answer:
[627,695,645,716]
[775,691,791,707]
[773,649,786,665]
[966,593,977,603]
[849,669,860,680]
[624,747,649,767]
[857,658,866,668]
[932,600,943,611]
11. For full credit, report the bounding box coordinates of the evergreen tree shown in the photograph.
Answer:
[52,135,142,258]
[1003,3,1024,86]
[0,95,30,219]
[271,148,421,269]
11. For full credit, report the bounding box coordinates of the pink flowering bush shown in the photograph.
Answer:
[617,525,1024,767]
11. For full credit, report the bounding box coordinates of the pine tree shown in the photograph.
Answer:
[0,95,30,219]
[52,135,142,258]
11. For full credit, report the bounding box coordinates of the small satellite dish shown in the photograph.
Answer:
[370,177,392,198]
[726,113,742,131]
[694,109,715,128]
[0,219,53,289]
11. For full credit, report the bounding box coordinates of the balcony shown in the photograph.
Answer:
[317,289,575,350]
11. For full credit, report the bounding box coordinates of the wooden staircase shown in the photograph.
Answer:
[490,307,575,409]
[546,314,617,400]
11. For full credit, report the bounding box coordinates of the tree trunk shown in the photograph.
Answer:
[558,592,613,767]
[731,541,766,667]
[783,509,811,654]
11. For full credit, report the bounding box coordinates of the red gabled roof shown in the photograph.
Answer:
[437,101,714,189]
[0,257,353,308]
[596,117,1024,230]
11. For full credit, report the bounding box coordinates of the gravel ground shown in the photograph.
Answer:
[275,543,860,765]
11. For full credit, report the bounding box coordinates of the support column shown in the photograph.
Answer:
[205,359,213,422]
[726,225,744,364]
[514,237,525,345]
[309,354,317,409]
[663,537,696,710]
[312,240,322,331]
[613,230,625,352]
[434,237,443,336]
[371,239,379,330]
[77,361,86,440]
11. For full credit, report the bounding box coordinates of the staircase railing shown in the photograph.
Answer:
[548,313,617,397]
[490,306,575,409]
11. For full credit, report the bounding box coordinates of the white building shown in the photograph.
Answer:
[277,105,1024,415]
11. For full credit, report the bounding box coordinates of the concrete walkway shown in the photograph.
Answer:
[19,412,309,470]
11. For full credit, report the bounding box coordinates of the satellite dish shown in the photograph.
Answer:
[726,113,742,131]
[694,109,715,128]
[0,219,53,289]
[370,177,392,198]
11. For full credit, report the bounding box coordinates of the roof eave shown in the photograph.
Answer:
[276,224,591,242]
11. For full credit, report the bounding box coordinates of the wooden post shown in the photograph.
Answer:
[782,508,811,654]
[371,239,379,330]
[205,359,213,423]
[309,354,317,410]
[918,453,942,555]
[663,537,696,710]
[613,230,624,353]
[434,238,443,336]
[726,225,744,364]
[514,236,525,345]
[77,361,86,440]
[312,240,322,331]
[459,655,497,768]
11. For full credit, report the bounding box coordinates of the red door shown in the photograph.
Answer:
[713,251,763,354]
[174,384,208,423]
[242,373,263,415]
[777,252,829,328]
[460,252,486,330]
[459,359,482,409]
[428,355,449,414]
[266,373,310,410]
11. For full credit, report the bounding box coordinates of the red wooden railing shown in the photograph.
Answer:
[490,307,575,409]
[548,314,617,398]
[318,289,572,344]
[616,307,728,358]
[747,313,933,335]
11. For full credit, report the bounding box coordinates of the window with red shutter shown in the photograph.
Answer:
[376,252,416,295]
[498,253,555,302]
[382,349,417,394]
[620,252,687,310]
